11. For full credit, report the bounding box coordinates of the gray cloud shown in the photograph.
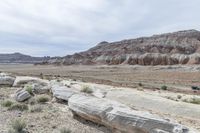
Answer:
[0,0,199,56]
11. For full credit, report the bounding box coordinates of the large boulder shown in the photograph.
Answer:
[68,94,189,133]
[15,89,31,102]
[13,76,49,87]
[0,73,15,86]
[33,85,50,94]
[51,85,77,101]
[25,83,50,94]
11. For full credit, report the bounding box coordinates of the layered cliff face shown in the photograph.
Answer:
[48,30,200,65]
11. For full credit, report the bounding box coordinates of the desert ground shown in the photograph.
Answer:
[0,64,200,133]
[0,87,110,133]
[1,64,200,93]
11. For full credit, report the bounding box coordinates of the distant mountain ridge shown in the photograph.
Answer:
[2,29,200,65]
[45,29,200,65]
[0,53,49,64]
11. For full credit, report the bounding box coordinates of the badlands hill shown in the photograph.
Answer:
[47,29,200,65]
[0,53,49,64]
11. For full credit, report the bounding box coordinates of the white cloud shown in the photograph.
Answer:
[0,0,199,56]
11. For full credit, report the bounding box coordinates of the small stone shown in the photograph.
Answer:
[52,125,57,129]
[15,89,31,102]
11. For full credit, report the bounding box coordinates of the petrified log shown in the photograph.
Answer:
[68,94,189,133]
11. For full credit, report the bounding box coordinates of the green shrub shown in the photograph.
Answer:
[138,83,143,87]
[30,105,43,113]
[40,73,44,79]
[36,95,50,103]
[25,85,33,95]
[1,100,13,107]
[60,127,72,133]
[8,103,28,111]
[81,85,93,94]
[161,85,167,90]
[191,86,200,91]
[8,119,26,133]
[177,95,182,99]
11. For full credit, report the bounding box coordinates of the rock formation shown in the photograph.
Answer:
[51,85,77,101]
[0,73,15,86]
[68,94,189,133]
[13,76,49,87]
[46,29,200,65]
[15,89,31,102]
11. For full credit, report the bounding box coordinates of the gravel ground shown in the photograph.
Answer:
[0,87,111,133]
[1,64,200,94]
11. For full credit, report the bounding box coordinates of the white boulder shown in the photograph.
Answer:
[68,94,189,133]
[51,85,77,101]
[15,89,31,102]
[0,73,15,86]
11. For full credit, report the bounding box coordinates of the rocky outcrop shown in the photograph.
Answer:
[68,94,189,133]
[0,73,15,86]
[45,30,200,65]
[15,89,31,102]
[25,83,50,94]
[13,76,49,87]
[51,85,77,101]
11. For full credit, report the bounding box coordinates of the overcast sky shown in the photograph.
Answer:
[0,0,199,56]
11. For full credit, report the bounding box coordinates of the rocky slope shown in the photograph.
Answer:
[0,53,49,64]
[47,29,200,65]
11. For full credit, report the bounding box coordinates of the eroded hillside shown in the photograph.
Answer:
[47,30,200,65]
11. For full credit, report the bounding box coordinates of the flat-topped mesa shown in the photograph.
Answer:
[0,53,49,64]
[46,29,200,65]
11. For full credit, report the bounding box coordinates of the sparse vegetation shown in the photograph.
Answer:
[138,82,143,87]
[1,100,13,107]
[8,119,26,133]
[30,105,43,113]
[28,97,37,105]
[8,103,28,111]
[60,127,72,133]
[191,86,200,91]
[40,72,44,79]
[161,85,167,90]
[36,95,50,103]
[81,85,93,94]
[2,65,200,132]
[177,95,182,99]
[183,97,200,105]
[25,85,33,95]
[57,79,61,82]
[189,98,200,104]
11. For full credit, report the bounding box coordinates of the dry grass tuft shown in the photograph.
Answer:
[36,95,50,104]
[1,100,13,107]
[81,85,93,94]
